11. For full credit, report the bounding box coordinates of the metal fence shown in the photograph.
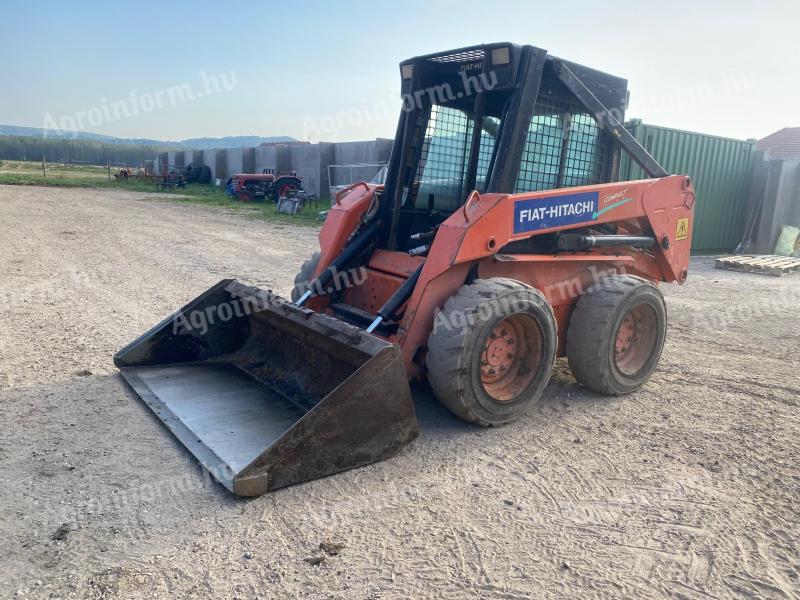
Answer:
[620,120,757,253]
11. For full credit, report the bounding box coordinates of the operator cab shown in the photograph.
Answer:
[379,43,629,251]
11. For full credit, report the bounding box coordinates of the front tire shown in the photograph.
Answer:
[290,252,320,302]
[426,278,557,426]
[566,275,667,396]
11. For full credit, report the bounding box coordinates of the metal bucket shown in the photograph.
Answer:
[114,280,418,496]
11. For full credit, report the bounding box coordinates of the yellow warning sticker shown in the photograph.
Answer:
[676,217,689,241]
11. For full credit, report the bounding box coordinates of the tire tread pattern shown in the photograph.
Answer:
[426,278,555,426]
[566,275,664,396]
[290,252,320,302]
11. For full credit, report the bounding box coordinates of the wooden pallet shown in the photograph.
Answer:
[715,254,800,277]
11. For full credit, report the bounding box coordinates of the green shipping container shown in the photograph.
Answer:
[619,120,756,253]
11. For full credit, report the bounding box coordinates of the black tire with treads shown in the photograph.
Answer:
[425,278,557,426]
[197,165,212,184]
[566,275,667,396]
[186,164,202,183]
[271,176,302,203]
[290,252,320,302]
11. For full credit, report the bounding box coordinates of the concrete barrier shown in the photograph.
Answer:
[289,142,334,198]
[227,147,244,177]
[255,145,292,174]
[752,157,800,253]
[277,146,292,173]
[243,147,255,174]
[181,139,392,193]
[328,139,393,187]
[255,145,276,173]
[333,138,393,165]
[201,149,217,182]
[216,149,229,182]
[156,152,168,175]
[185,150,201,169]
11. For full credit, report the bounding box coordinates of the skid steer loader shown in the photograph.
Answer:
[115,42,695,496]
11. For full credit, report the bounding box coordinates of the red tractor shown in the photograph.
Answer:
[228,169,303,202]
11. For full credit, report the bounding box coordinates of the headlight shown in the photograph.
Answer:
[491,47,510,66]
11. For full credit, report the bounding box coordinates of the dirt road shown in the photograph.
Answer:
[1,185,797,599]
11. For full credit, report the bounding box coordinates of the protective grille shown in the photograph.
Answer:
[563,112,604,187]
[414,107,498,211]
[428,48,484,63]
[514,86,610,193]
[476,116,499,190]
[415,105,471,210]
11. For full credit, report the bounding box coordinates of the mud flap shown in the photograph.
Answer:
[114,280,419,496]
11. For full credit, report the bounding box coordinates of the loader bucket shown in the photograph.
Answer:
[114,280,418,496]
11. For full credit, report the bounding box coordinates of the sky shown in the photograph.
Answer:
[1,0,797,143]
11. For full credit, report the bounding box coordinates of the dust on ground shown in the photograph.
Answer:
[0,185,797,599]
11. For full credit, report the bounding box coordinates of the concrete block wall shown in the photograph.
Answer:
[254,145,277,173]
[184,150,201,168]
[227,148,244,178]
[254,145,293,174]
[215,149,229,182]
[201,149,217,182]
[243,147,255,174]
[333,138,393,166]
[277,146,293,173]
[753,157,800,253]
[156,151,168,175]
[329,138,393,187]
[169,138,393,195]
[289,143,334,198]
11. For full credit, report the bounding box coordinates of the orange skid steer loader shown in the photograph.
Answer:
[115,43,695,496]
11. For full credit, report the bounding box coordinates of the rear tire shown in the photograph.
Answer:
[187,164,202,183]
[271,177,301,203]
[197,165,212,184]
[566,275,667,396]
[290,252,320,302]
[426,278,557,426]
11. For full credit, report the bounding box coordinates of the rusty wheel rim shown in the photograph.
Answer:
[614,304,658,376]
[480,314,543,402]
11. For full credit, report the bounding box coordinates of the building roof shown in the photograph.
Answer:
[757,127,800,159]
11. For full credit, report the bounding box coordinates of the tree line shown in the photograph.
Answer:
[0,136,168,166]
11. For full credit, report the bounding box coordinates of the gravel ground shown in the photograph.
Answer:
[0,184,798,599]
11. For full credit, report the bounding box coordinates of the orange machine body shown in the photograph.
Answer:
[312,175,695,377]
